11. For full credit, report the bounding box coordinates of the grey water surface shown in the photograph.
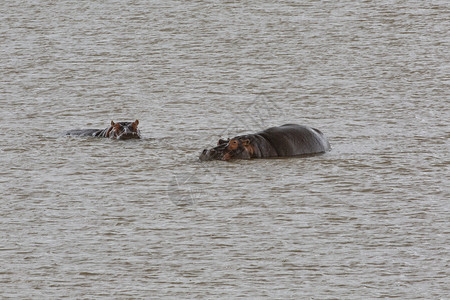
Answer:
[1,0,449,298]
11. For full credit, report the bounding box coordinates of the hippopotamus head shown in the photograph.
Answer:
[108,120,141,140]
[200,137,253,161]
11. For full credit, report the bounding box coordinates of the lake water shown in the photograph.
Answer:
[1,0,449,298]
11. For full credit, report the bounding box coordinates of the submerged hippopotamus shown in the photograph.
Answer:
[65,120,141,140]
[200,124,330,161]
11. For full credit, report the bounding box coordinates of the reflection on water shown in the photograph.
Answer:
[1,0,448,298]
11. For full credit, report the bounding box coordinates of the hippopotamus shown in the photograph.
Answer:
[199,124,330,161]
[65,120,141,140]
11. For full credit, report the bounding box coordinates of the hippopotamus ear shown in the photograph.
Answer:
[111,120,115,126]
[241,139,251,146]
[132,120,139,131]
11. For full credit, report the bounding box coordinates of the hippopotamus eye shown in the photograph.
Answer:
[114,124,122,132]
[228,139,240,150]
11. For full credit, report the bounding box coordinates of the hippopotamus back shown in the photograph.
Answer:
[257,124,330,157]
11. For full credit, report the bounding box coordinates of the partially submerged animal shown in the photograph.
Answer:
[200,124,330,161]
[65,120,141,140]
